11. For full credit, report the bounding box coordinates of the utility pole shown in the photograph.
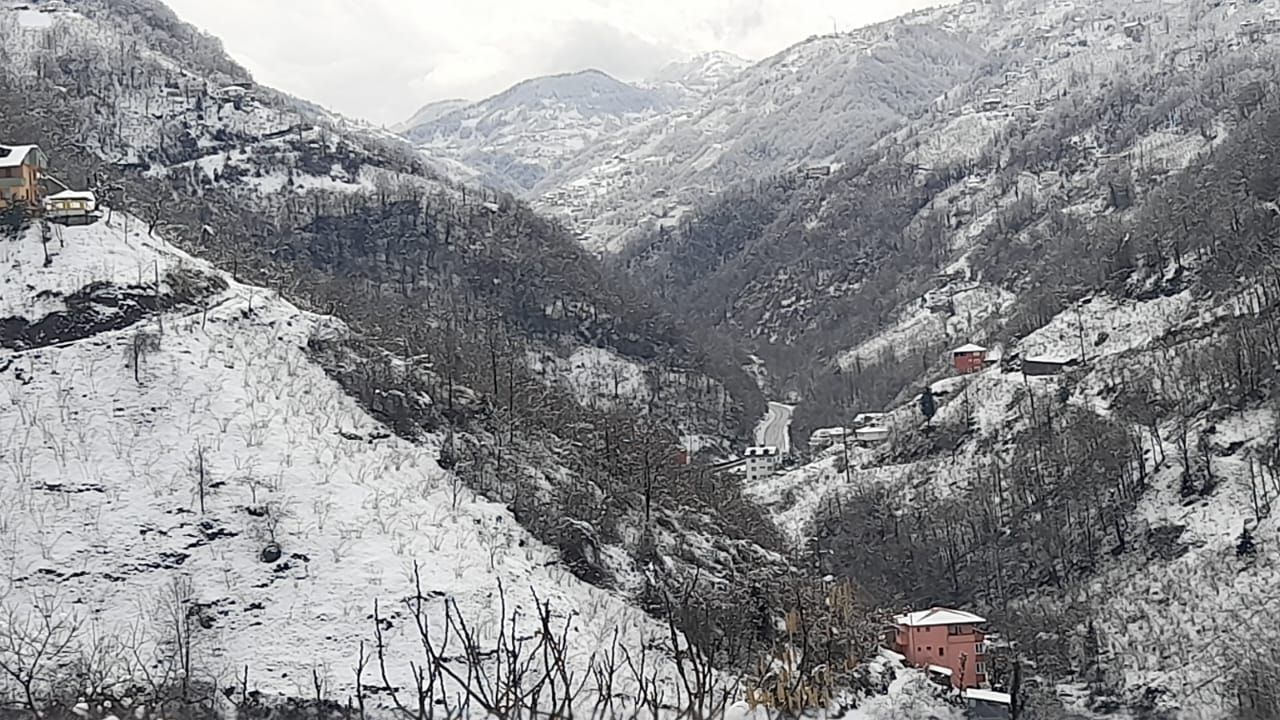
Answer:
[1011,659,1022,719]
[1075,301,1088,365]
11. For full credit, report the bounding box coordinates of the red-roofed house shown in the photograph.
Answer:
[891,607,990,689]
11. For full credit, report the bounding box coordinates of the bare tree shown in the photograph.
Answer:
[0,591,84,718]
[124,329,162,385]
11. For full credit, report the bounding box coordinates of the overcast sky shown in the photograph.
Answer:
[164,0,940,126]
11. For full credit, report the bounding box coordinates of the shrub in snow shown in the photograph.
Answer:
[1237,526,1257,558]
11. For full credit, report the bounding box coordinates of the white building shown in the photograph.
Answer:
[852,412,887,428]
[855,426,891,444]
[44,190,97,221]
[808,427,847,450]
[744,445,780,483]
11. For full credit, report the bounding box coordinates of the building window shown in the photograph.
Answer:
[976,662,987,675]
[948,624,969,635]
[939,647,945,657]
[975,642,988,654]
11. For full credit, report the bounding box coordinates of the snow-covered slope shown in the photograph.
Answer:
[749,275,1280,716]
[0,215,716,714]
[0,2,798,714]
[643,51,752,101]
[391,97,470,134]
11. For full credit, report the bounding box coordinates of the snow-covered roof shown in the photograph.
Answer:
[926,664,953,676]
[1023,354,1070,365]
[0,144,42,168]
[46,190,96,202]
[963,689,1011,705]
[894,607,986,627]
[953,343,988,355]
[745,445,779,457]
[855,426,890,436]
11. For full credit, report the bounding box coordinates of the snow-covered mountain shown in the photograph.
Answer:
[11,0,1280,715]
[0,1,856,716]
[542,24,990,253]
[398,27,988,254]
[398,69,675,194]
[391,96,470,134]
[642,50,753,100]
[612,0,1280,714]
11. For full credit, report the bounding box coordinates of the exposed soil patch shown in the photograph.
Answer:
[0,268,227,351]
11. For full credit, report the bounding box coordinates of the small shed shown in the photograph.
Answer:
[925,664,954,686]
[1022,355,1069,376]
[962,688,1011,719]
[953,343,988,374]
[803,165,832,180]
[44,190,97,223]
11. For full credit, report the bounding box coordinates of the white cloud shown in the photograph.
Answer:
[163,0,941,125]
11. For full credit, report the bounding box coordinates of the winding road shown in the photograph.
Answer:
[755,401,794,455]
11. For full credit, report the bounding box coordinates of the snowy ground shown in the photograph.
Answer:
[525,345,650,409]
[724,651,969,720]
[0,216,700,711]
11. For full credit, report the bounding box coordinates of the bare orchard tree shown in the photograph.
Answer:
[366,561,734,720]
[0,590,84,718]
[124,329,162,385]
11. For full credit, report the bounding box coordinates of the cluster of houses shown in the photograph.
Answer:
[0,142,99,224]
[809,412,892,451]
[806,343,1072,453]
[952,342,1071,377]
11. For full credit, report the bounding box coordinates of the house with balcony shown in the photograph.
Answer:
[891,607,990,690]
[0,144,48,211]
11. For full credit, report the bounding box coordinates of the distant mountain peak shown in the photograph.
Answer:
[647,51,752,93]
[392,97,470,133]
[483,68,665,113]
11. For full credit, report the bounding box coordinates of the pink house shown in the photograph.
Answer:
[891,607,990,690]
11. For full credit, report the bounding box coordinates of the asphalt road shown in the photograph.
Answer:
[755,401,794,455]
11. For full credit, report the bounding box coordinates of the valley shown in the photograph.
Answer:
[3,0,1280,717]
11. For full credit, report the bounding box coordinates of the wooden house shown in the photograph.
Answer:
[0,144,48,211]
[953,343,988,374]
